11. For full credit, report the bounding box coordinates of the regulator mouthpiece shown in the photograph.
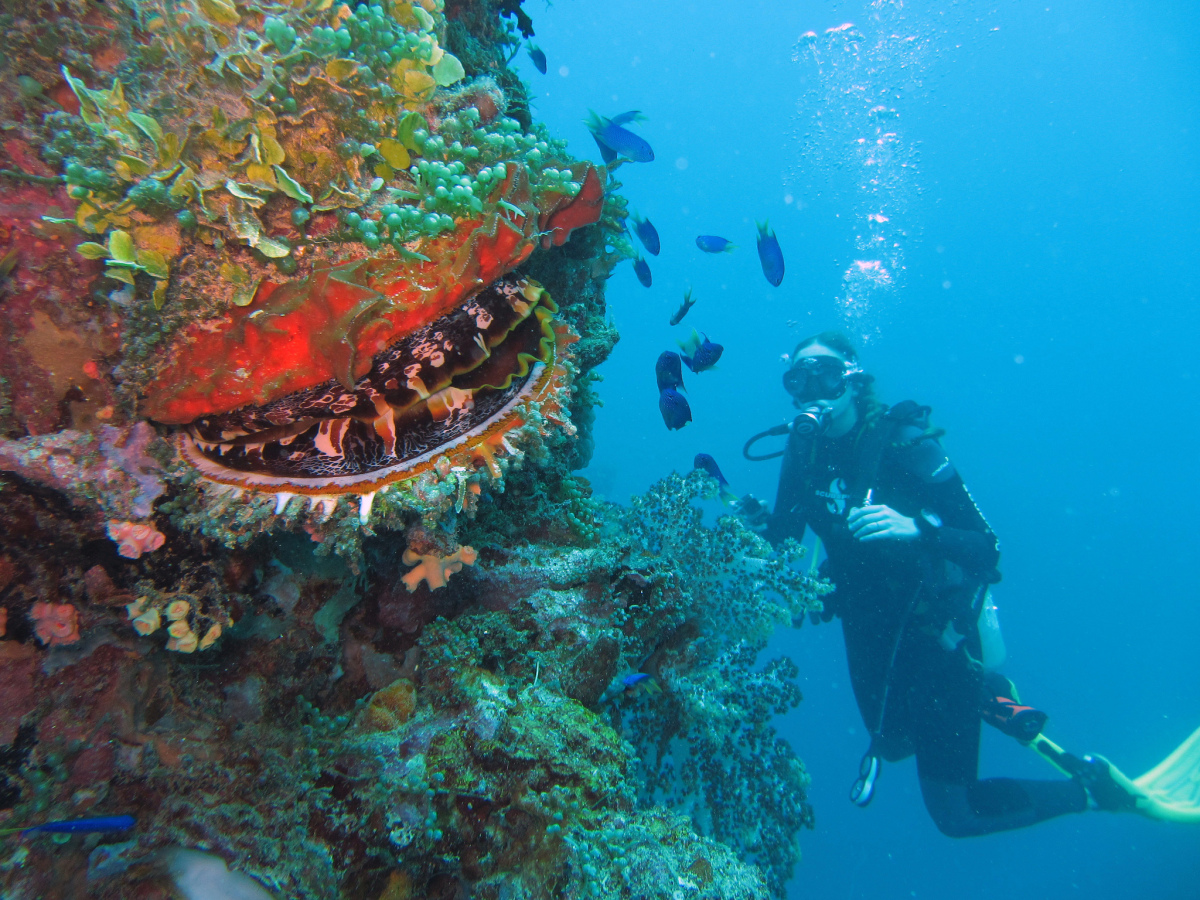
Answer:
[792,405,831,437]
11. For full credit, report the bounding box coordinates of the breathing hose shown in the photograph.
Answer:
[742,422,792,462]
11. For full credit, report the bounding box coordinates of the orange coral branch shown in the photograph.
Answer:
[401,545,478,592]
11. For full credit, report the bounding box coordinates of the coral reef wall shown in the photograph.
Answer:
[0,2,821,898]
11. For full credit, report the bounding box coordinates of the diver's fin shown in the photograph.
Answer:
[1029,729,1200,822]
[1130,723,1200,822]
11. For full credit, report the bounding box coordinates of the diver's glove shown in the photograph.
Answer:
[735,495,771,533]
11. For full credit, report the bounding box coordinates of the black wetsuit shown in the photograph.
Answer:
[767,408,1086,836]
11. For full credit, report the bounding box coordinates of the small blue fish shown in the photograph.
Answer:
[678,329,723,373]
[756,219,785,287]
[631,214,660,256]
[655,351,685,393]
[694,453,738,505]
[590,133,618,165]
[586,110,655,163]
[669,288,696,326]
[0,814,136,838]
[622,673,662,695]
[527,44,547,74]
[659,388,692,430]
[633,256,652,288]
[696,235,736,254]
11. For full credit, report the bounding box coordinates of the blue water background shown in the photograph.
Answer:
[516,1,1200,896]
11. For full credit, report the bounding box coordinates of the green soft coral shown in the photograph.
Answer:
[48,0,583,321]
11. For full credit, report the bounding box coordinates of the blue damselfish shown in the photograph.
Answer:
[695,235,736,254]
[659,388,692,430]
[631,214,660,256]
[670,289,696,326]
[678,329,723,373]
[527,44,547,74]
[587,110,655,163]
[655,351,685,392]
[756,219,785,286]
[694,453,738,504]
[633,256,652,287]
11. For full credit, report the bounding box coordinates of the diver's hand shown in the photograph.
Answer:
[847,505,919,542]
[735,494,771,533]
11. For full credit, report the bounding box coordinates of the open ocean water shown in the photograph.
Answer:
[517,1,1200,897]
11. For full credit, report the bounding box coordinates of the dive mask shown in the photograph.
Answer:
[783,356,862,402]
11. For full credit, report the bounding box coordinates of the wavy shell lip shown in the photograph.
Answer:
[178,276,572,496]
[145,163,603,507]
[187,276,543,442]
[144,164,603,426]
[180,359,551,496]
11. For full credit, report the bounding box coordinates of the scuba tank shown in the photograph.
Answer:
[978,591,1007,669]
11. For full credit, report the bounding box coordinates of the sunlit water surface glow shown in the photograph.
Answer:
[795,6,932,336]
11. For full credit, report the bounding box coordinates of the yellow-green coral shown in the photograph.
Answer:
[46,0,584,322]
[125,586,231,653]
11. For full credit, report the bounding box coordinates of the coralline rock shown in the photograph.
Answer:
[96,424,165,518]
[0,422,165,524]
[0,642,39,744]
[0,470,823,900]
[0,167,116,437]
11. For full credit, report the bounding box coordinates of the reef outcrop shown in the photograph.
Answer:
[0,2,819,898]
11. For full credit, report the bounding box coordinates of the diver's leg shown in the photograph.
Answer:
[979,670,1050,743]
[917,773,1087,838]
[914,653,1086,837]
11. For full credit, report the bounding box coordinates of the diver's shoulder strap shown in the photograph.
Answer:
[850,401,932,502]
[885,399,932,430]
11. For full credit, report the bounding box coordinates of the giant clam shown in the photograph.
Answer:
[144,166,602,523]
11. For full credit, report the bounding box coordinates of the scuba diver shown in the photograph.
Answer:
[741,330,1144,836]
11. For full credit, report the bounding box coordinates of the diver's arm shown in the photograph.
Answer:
[913,472,1001,578]
[763,431,811,543]
[901,436,1001,579]
[763,504,805,544]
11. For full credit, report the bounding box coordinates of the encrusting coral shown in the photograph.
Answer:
[0,423,166,524]
[0,464,823,899]
[0,0,622,560]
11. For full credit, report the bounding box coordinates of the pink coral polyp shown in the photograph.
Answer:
[107,520,166,559]
[30,602,80,646]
